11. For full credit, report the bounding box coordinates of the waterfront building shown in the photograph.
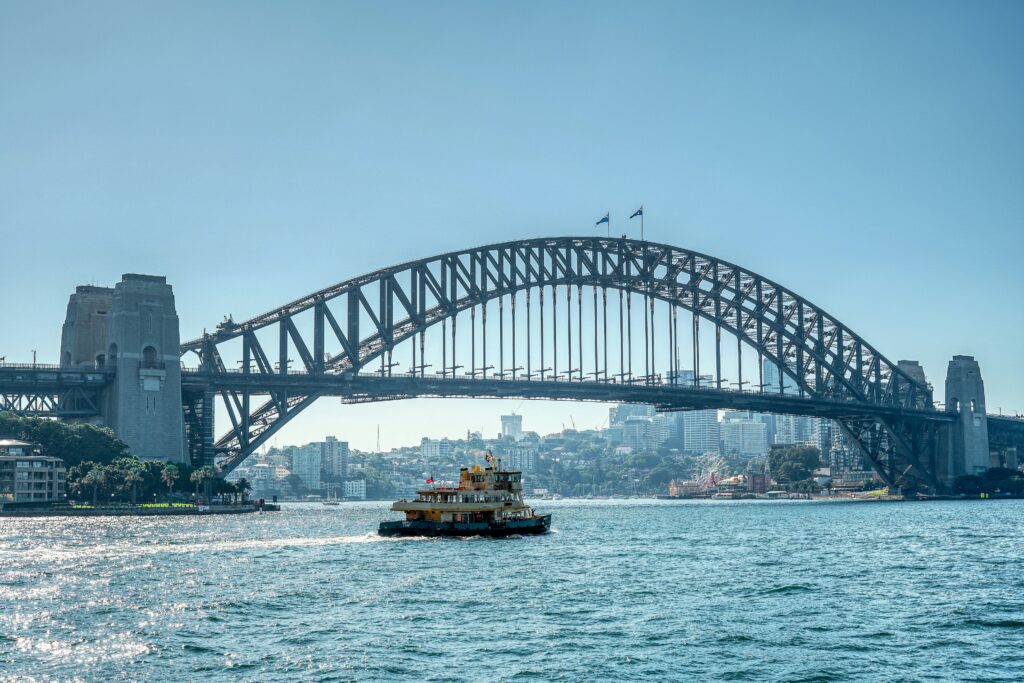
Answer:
[291,444,321,491]
[0,440,66,503]
[682,410,720,455]
[343,479,367,500]
[321,436,350,479]
[500,414,524,441]
[829,429,873,481]
[668,479,702,496]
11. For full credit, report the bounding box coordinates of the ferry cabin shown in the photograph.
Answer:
[391,465,534,524]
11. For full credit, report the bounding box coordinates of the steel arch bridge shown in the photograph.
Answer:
[178,236,954,490]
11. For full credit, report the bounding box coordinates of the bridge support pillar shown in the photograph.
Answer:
[60,275,186,463]
[183,391,215,468]
[940,355,990,488]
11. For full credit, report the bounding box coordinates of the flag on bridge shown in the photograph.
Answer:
[595,213,609,226]
[631,205,645,241]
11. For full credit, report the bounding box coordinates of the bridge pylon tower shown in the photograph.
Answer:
[60,274,186,463]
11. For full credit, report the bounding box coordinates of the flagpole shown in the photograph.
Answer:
[641,208,644,242]
[607,212,610,238]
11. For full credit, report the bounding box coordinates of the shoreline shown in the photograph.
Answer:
[0,503,279,518]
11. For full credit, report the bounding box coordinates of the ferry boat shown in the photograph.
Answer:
[378,460,551,538]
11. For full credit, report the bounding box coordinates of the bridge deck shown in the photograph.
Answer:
[180,369,956,423]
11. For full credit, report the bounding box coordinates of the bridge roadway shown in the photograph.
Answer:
[179,368,955,424]
[0,363,113,417]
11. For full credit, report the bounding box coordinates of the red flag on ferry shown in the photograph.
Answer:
[425,477,434,484]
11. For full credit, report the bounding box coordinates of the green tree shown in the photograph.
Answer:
[121,463,143,505]
[161,465,179,501]
[954,474,986,496]
[82,464,107,505]
[190,466,215,503]
[769,445,821,484]
[235,477,252,503]
[0,413,130,468]
[285,473,308,497]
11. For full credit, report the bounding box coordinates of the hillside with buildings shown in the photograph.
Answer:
[227,402,879,501]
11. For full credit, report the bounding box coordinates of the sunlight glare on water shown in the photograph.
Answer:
[3,499,1024,681]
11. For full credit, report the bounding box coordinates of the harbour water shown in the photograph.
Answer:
[3,499,1024,681]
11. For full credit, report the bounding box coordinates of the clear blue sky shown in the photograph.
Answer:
[1,1,1022,449]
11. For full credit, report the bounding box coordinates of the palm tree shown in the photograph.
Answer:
[222,480,238,504]
[161,465,179,502]
[190,468,203,503]
[82,465,106,505]
[123,466,143,505]
[236,477,252,503]
[190,466,216,504]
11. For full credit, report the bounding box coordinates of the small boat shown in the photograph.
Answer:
[378,460,551,538]
[323,488,340,506]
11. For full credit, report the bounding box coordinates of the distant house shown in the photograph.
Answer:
[812,467,832,488]
[0,439,67,503]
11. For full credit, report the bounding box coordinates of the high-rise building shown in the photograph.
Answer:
[622,416,661,452]
[752,412,776,445]
[762,358,799,396]
[508,446,536,473]
[291,444,321,490]
[500,414,524,441]
[421,438,452,459]
[720,419,768,456]
[609,404,655,427]
[321,436,350,479]
[815,420,834,460]
[651,415,672,447]
[683,410,720,455]
[774,414,819,447]
[667,369,696,387]
[829,429,871,478]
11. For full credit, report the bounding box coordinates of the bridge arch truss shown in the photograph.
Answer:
[180,237,944,489]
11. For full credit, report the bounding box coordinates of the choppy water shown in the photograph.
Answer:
[3,499,1024,682]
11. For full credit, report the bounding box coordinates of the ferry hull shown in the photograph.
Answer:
[378,514,551,538]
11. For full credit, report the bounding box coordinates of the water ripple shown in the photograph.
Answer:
[3,500,1024,681]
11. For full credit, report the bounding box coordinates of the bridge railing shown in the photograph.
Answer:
[0,362,64,370]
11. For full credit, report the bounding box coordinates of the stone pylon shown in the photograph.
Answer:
[942,355,990,484]
[60,275,186,463]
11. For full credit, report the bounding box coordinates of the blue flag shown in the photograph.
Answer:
[630,206,643,219]
[595,213,609,226]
